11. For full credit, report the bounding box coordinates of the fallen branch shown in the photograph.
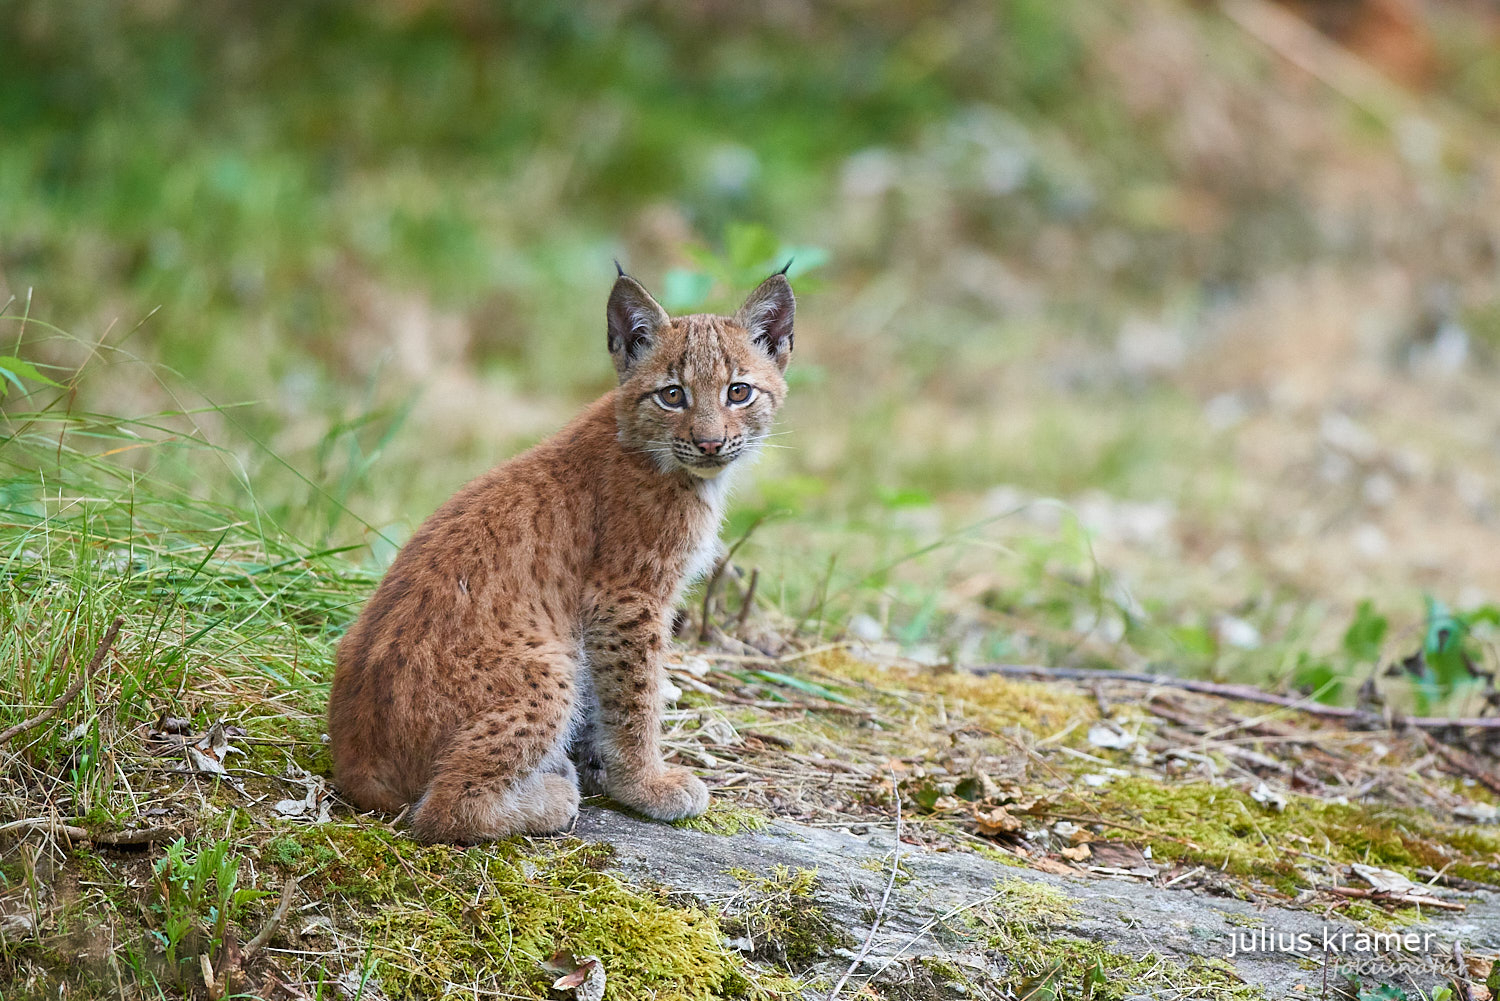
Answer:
[0,818,90,841]
[1320,885,1467,912]
[0,819,179,846]
[1217,0,1415,125]
[94,827,179,846]
[0,617,124,746]
[971,663,1500,731]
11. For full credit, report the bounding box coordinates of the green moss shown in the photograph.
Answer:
[672,802,771,836]
[263,835,305,868]
[271,826,786,1000]
[723,866,848,970]
[816,652,1099,737]
[970,842,1030,868]
[976,878,1262,1000]
[1084,777,1500,891]
[1338,902,1426,932]
[988,877,1078,933]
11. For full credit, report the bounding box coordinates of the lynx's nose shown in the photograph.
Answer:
[693,437,724,456]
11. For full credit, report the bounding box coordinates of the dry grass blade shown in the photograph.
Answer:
[0,616,123,746]
[826,769,902,1000]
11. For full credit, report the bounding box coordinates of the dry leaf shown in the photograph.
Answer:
[1087,722,1134,750]
[553,960,598,989]
[274,767,333,823]
[972,805,1022,836]
[1350,864,1429,896]
[1249,781,1287,812]
[1060,844,1092,861]
[552,956,606,1001]
[1030,856,1080,876]
[186,723,243,775]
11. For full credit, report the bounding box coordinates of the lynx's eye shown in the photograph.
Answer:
[726,382,754,405]
[655,385,687,409]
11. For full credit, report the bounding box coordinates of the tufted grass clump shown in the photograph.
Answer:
[722,866,848,971]
[970,877,1262,1001]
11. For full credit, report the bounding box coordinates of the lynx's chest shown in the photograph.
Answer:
[675,476,733,593]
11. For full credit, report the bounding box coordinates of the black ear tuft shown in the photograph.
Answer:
[606,275,669,381]
[734,273,796,372]
[614,258,626,278]
[775,258,793,276]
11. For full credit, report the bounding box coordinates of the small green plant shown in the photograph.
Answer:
[1293,599,1388,704]
[149,834,267,978]
[1292,595,1498,711]
[658,222,827,315]
[1358,985,1455,1001]
[1409,596,1499,711]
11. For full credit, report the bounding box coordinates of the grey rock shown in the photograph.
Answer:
[574,807,1499,997]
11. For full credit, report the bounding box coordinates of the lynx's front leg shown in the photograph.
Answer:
[585,595,708,820]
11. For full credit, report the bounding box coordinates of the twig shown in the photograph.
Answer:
[1415,868,1494,893]
[827,770,902,999]
[1320,885,1466,912]
[243,876,299,963]
[1423,735,1500,798]
[972,662,1500,731]
[699,516,769,643]
[0,617,124,746]
[1217,0,1416,125]
[734,568,759,635]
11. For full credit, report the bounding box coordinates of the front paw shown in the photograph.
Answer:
[610,766,709,821]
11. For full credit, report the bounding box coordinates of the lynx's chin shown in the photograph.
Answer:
[683,461,729,479]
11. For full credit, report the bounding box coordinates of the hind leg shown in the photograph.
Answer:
[408,682,579,843]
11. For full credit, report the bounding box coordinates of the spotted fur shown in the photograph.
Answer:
[328,272,795,842]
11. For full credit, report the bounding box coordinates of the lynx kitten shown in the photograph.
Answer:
[328,268,795,842]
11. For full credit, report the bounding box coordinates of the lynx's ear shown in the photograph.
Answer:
[734,272,795,371]
[606,273,670,380]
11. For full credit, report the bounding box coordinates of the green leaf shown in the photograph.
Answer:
[1170,624,1216,659]
[1423,594,1473,688]
[877,486,934,510]
[750,669,851,704]
[0,356,60,395]
[906,780,941,813]
[725,222,779,273]
[661,268,714,312]
[1341,599,1387,665]
[953,776,983,801]
[1356,986,1407,1001]
[1292,654,1342,705]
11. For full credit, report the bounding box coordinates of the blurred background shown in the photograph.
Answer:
[4,0,1500,712]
